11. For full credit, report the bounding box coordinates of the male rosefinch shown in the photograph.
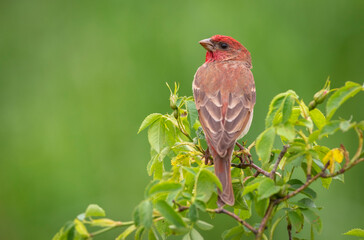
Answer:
[193,35,256,206]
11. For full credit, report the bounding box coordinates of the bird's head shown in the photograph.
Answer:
[199,35,251,66]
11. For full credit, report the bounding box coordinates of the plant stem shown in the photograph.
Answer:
[207,208,257,234]
[271,145,289,180]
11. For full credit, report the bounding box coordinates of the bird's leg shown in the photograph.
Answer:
[202,147,213,165]
[236,141,252,164]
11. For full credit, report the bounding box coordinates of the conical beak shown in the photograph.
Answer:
[199,38,215,52]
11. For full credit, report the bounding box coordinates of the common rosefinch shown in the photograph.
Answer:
[193,35,256,206]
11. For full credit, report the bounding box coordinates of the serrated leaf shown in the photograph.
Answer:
[256,127,276,163]
[116,225,137,240]
[309,109,326,129]
[85,204,105,218]
[243,177,264,195]
[138,113,162,133]
[148,118,176,153]
[52,221,75,240]
[257,178,281,200]
[155,200,186,228]
[195,169,222,202]
[148,182,182,197]
[343,228,364,237]
[276,123,296,141]
[326,81,363,120]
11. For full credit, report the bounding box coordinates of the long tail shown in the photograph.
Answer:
[214,154,234,206]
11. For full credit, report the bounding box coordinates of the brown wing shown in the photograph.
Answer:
[193,61,256,157]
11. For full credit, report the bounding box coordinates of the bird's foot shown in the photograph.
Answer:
[235,141,252,164]
[202,147,213,165]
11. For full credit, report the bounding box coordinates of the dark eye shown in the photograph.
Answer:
[219,42,229,49]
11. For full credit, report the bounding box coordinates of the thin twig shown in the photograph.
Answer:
[232,162,271,177]
[321,158,364,178]
[207,208,257,234]
[270,145,289,180]
[256,201,275,239]
[276,162,330,204]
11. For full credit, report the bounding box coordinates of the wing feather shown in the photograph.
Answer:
[193,61,255,157]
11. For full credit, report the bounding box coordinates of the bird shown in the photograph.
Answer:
[193,35,256,206]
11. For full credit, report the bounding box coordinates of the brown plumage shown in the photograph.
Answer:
[193,35,256,206]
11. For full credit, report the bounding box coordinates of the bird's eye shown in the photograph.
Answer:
[219,42,229,49]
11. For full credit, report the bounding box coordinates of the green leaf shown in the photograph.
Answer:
[287,179,317,199]
[301,209,322,233]
[148,228,159,240]
[148,118,176,153]
[276,123,296,141]
[195,169,222,202]
[186,100,199,130]
[233,183,249,210]
[195,220,214,231]
[190,228,204,240]
[243,177,264,195]
[138,113,162,133]
[148,182,182,197]
[187,203,198,223]
[74,219,89,238]
[133,200,153,229]
[288,210,304,233]
[147,154,164,179]
[155,200,186,228]
[326,81,363,120]
[135,227,146,240]
[309,109,326,129]
[282,94,295,123]
[255,198,269,217]
[295,198,317,209]
[343,228,364,237]
[257,178,281,200]
[90,218,119,227]
[266,90,298,128]
[116,225,137,240]
[85,204,106,218]
[319,120,341,138]
[52,221,75,240]
[222,225,245,240]
[256,127,276,163]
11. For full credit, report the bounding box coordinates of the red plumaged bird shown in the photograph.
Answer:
[193,35,256,206]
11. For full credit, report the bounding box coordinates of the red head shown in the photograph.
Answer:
[199,35,251,66]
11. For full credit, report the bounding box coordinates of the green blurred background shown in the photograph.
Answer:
[1,0,363,239]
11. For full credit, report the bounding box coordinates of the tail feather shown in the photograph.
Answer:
[214,154,234,206]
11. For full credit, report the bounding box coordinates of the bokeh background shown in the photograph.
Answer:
[1,0,364,239]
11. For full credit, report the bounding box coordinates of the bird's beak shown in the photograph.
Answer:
[199,38,215,52]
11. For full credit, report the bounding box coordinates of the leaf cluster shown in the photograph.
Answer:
[53,81,364,240]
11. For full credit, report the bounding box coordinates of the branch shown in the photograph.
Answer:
[256,201,275,239]
[270,145,289,180]
[232,162,271,177]
[275,162,330,204]
[207,208,257,234]
[321,158,364,178]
